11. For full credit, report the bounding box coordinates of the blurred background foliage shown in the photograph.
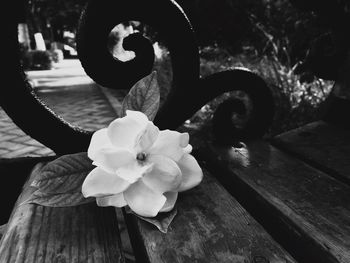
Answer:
[178,0,321,61]
[27,0,346,64]
[174,0,349,134]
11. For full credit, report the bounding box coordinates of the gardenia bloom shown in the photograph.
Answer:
[82,110,203,217]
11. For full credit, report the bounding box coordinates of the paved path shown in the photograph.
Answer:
[0,59,124,158]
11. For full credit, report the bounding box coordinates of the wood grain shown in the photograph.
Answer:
[200,140,350,263]
[124,168,295,263]
[0,162,125,263]
[272,121,350,186]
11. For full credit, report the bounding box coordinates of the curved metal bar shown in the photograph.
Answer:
[77,2,155,88]
[76,0,201,130]
[209,70,275,142]
[2,19,92,155]
[76,0,199,91]
[156,69,274,134]
[1,0,275,155]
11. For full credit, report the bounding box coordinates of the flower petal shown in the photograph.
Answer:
[93,149,135,174]
[160,192,178,212]
[179,132,189,147]
[82,167,130,197]
[142,155,182,194]
[124,181,166,217]
[177,154,203,192]
[135,122,159,153]
[107,111,148,150]
[116,162,153,184]
[88,128,113,160]
[126,110,149,124]
[184,144,193,154]
[148,130,190,162]
[96,193,127,207]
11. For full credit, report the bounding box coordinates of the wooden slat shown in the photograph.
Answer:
[272,121,350,186]
[0,162,125,263]
[199,141,350,263]
[124,168,295,263]
[0,224,6,240]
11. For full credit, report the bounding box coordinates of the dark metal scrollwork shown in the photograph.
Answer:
[2,2,91,155]
[1,0,275,155]
[76,0,200,131]
[77,0,275,137]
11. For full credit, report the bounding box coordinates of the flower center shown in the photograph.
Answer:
[136,152,147,162]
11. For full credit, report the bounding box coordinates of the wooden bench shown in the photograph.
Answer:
[197,121,350,263]
[2,0,350,262]
[1,111,349,262]
[0,148,296,263]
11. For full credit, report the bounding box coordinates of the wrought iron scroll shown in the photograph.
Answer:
[2,2,91,155]
[1,0,275,155]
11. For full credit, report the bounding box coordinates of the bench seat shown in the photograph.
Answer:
[0,163,125,263]
[124,168,295,263]
[0,158,294,262]
[272,120,350,185]
[198,121,350,263]
[1,120,349,262]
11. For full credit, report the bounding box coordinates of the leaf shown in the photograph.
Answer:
[31,152,94,194]
[125,206,177,233]
[23,152,95,207]
[21,189,95,207]
[121,71,160,121]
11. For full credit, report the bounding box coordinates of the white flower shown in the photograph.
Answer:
[82,110,203,217]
